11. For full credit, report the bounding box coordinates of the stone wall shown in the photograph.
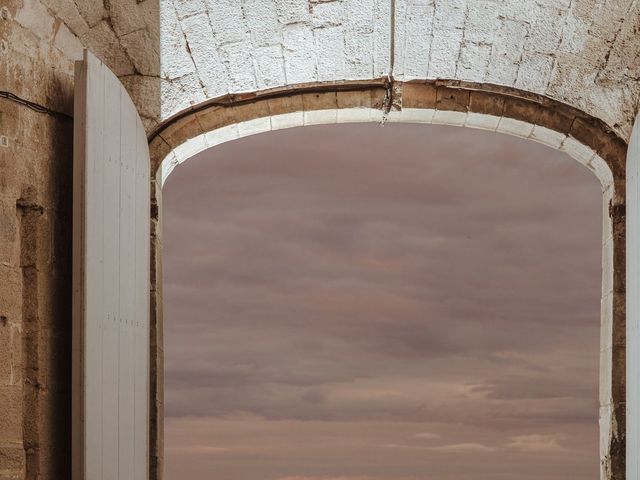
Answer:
[160,0,640,140]
[38,0,161,130]
[0,1,157,478]
[1,1,77,478]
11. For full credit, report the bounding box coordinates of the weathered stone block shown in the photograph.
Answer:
[0,443,25,479]
[230,101,270,124]
[267,94,304,116]
[0,266,21,327]
[191,106,233,136]
[571,117,627,176]
[120,29,160,76]
[149,136,173,175]
[0,199,17,265]
[402,83,437,109]
[302,91,338,111]
[468,90,504,117]
[336,90,373,109]
[435,87,469,112]
[535,105,574,136]
[0,386,23,440]
[157,114,202,149]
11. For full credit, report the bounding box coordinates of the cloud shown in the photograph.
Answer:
[425,443,498,453]
[163,123,601,480]
[505,434,568,453]
[166,445,237,454]
[381,441,496,453]
[278,477,373,480]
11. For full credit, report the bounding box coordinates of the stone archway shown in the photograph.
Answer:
[148,79,627,480]
[4,0,640,478]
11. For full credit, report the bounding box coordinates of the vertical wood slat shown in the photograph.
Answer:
[628,113,640,480]
[73,49,150,480]
[134,108,150,480]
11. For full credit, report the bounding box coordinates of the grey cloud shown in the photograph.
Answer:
[163,123,601,480]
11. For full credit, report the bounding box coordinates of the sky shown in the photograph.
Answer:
[162,123,603,480]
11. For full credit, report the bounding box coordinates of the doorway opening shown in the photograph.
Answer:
[161,123,602,480]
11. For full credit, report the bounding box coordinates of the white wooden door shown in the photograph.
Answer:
[72,49,150,480]
[629,113,640,480]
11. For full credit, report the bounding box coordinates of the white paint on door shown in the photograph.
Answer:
[73,49,150,480]
[627,113,640,480]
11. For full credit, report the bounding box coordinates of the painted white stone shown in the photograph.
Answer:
[432,109,467,126]
[271,111,304,130]
[310,1,344,28]
[485,18,528,85]
[336,107,378,123]
[244,0,281,46]
[180,13,229,98]
[160,152,179,184]
[282,23,317,84]
[203,124,240,148]
[157,0,640,140]
[344,29,375,78]
[530,125,567,149]
[387,108,435,124]
[173,135,208,164]
[275,0,309,24]
[496,117,534,138]
[396,1,433,78]
[465,1,501,44]
[601,292,613,352]
[220,41,258,91]
[314,26,346,81]
[600,345,613,403]
[464,112,499,131]
[255,45,287,88]
[515,51,554,92]
[600,405,614,480]
[303,108,338,126]
[206,0,248,45]
[456,41,491,82]
[426,27,463,79]
[159,4,196,80]
[560,136,596,166]
[602,233,614,296]
[172,0,205,19]
[237,116,272,137]
[589,155,614,190]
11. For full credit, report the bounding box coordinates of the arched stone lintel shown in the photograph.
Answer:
[148,79,627,190]
[146,79,628,480]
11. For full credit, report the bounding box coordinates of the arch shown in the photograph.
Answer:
[147,80,627,480]
[157,0,640,141]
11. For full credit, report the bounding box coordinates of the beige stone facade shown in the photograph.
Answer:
[0,0,638,479]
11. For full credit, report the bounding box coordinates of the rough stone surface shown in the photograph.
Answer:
[2,1,80,478]
[6,0,638,138]
[156,0,639,141]
[17,0,638,139]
